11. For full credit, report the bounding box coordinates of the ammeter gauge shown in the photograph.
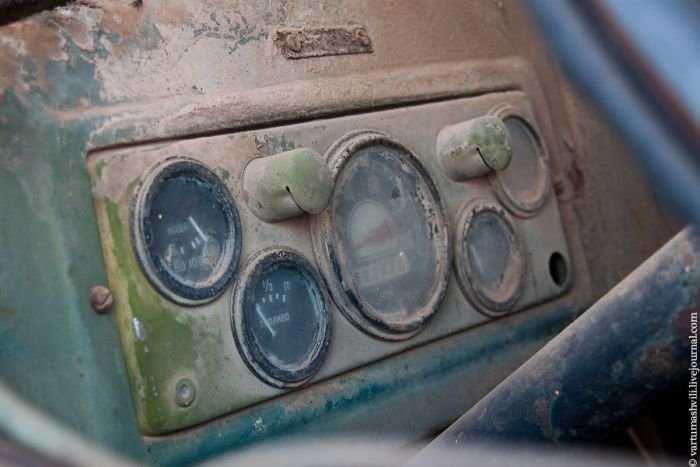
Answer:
[232,249,331,388]
[313,130,450,340]
[131,157,241,305]
[455,200,525,314]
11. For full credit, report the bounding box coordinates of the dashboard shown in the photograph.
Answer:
[0,1,678,465]
[90,92,573,434]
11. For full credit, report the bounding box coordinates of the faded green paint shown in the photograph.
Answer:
[100,197,260,434]
[437,115,513,180]
[143,304,576,466]
[0,92,146,460]
[243,147,333,222]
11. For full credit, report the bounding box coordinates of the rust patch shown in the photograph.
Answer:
[0,307,14,314]
[635,345,678,381]
[274,26,373,59]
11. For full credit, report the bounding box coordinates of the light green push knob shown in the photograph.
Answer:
[436,115,513,181]
[243,148,333,222]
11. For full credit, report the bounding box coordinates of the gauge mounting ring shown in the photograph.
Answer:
[231,248,332,388]
[455,199,526,315]
[130,156,242,306]
[488,104,551,217]
[312,130,450,341]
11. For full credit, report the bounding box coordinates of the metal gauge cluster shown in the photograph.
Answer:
[130,157,242,306]
[231,249,331,387]
[129,109,550,389]
[313,130,450,340]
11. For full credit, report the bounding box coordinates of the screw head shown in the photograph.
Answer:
[285,33,302,53]
[90,285,113,314]
[175,378,196,407]
[355,29,370,47]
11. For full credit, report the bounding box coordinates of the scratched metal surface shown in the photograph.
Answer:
[0,0,678,464]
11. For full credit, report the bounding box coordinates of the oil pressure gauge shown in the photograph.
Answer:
[313,130,450,340]
[232,248,331,388]
[131,157,241,305]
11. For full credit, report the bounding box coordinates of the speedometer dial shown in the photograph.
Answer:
[313,131,450,340]
[131,157,241,305]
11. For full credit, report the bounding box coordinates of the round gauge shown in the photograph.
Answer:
[313,130,450,340]
[455,200,525,314]
[489,105,550,216]
[232,249,331,388]
[131,157,241,305]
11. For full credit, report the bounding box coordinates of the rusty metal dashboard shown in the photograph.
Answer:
[90,91,574,434]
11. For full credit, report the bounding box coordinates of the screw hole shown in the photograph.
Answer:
[549,252,568,287]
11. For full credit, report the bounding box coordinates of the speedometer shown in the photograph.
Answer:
[313,130,450,340]
[130,157,241,305]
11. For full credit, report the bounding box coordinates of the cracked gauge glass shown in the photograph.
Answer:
[232,249,331,387]
[314,131,449,340]
[131,157,241,305]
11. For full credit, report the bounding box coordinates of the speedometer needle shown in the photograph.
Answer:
[350,217,395,254]
[256,303,276,337]
[188,216,208,243]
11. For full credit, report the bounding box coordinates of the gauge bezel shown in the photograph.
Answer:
[231,248,332,388]
[488,105,551,217]
[312,130,450,341]
[455,199,526,315]
[130,156,242,306]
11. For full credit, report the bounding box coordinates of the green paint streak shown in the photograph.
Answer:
[217,167,231,181]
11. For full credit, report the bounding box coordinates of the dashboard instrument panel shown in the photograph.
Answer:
[89,91,575,434]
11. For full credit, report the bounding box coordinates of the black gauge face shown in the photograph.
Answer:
[132,157,241,305]
[491,113,550,214]
[233,249,330,387]
[456,201,524,314]
[316,131,449,338]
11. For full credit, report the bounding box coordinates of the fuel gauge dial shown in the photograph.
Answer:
[232,249,331,388]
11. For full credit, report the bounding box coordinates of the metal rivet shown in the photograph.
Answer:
[90,285,113,314]
[285,34,302,52]
[355,29,370,47]
[175,379,196,407]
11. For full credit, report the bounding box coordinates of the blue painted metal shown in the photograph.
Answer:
[526,0,700,227]
[424,227,698,446]
[144,303,575,466]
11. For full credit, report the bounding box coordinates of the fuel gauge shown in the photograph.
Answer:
[232,249,331,388]
[131,157,241,305]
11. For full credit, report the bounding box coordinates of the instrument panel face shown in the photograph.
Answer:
[89,91,579,434]
[316,131,450,339]
[130,157,242,305]
[232,248,331,388]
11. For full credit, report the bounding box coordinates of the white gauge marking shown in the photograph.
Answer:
[282,294,286,303]
[256,303,276,337]
[188,216,208,243]
[268,294,273,303]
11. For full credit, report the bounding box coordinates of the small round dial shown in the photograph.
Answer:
[489,106,550,215]
[232,249,331,387]
[131,157,241,305]
[455,200,525,314]
[313,130,450,340]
